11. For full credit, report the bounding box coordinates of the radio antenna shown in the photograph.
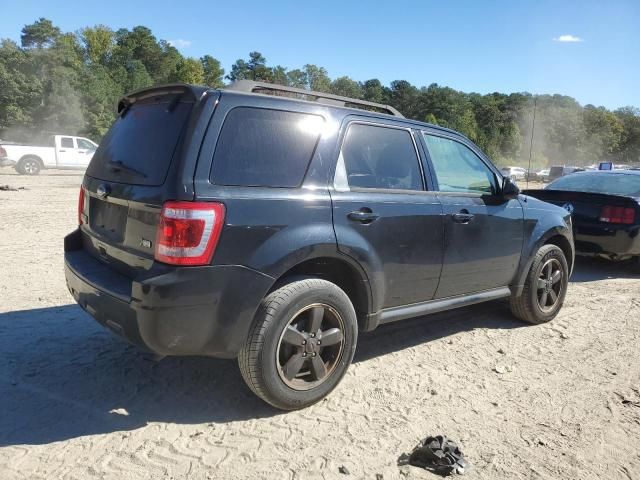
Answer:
[527,95,537,188]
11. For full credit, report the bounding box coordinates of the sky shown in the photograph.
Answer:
[1,0,638,109]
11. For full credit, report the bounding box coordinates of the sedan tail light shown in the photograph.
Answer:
[599,205,635,225]
[154,201,225,266]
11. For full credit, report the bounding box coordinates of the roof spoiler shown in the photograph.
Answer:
[116,84,207,115]
[226,80,404,118]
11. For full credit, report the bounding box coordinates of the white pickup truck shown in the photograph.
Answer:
[0,135,98,175]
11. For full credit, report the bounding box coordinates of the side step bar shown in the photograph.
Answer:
[373,287,511,327]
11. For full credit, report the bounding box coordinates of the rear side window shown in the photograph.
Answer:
[60,137,74,148]
[210,108,322,187]
[337,123,423,191]
[86,96,193,186]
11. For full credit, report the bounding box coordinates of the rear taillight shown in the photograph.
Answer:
[78,186,85,225]
[599,205,635,225]
[154,201,225,266]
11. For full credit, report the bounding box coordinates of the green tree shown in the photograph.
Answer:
[362,79,387,104]
[20,18,60,49]
[0,40,42,128]
[303,64,331,92]
[201,55,224,88]
[287,69,307,89]
[171,57,205,84]
[226,51,272,82]
[330,76,363,99]
[81,25,115,64]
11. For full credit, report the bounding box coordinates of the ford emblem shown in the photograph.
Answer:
[97,184,110,198]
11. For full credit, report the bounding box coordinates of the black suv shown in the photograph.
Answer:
[65,81,574,410]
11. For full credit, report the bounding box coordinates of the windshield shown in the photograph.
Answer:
[86,96,193,186]
[546,172,640,196]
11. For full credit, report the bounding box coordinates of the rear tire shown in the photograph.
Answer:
[510,244,569,324]
[238,278,357,410]
[17,156,42,175]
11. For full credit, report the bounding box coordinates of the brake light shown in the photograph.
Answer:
[154,201,225,266]
[599,205,635,224]
[78,186,85,225]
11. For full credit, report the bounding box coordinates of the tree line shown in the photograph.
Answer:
[1,18,639,167]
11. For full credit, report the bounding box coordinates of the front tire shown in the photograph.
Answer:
[238,278,358,410]
[510,244,569,324]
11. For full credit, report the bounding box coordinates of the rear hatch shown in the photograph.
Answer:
[80,85,208,276]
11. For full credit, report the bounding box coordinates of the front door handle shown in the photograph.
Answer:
[452,211,475,224]
[348,209,380,224]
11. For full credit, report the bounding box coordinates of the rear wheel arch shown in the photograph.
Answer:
[268,256,372,330]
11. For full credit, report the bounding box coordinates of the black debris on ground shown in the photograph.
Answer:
[338,465,350,475]
[0,185,27,191]
[398,435,468,476]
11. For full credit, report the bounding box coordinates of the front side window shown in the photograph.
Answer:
[60,137,74,149]
[338,123,423,191]
[423,134,497,194]
[210,107,322,188]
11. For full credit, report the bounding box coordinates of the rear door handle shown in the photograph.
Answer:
[348,209,380,224]
[452,211,475,224]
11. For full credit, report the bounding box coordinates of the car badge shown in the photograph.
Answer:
[97,184,110,198]
[562,202,574,214]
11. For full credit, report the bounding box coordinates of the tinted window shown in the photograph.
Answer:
[423,134,497,194]
[86,96,193,186]
[338,123,423,191]
[547,172,640,196]
[210,108,322,187]
[60,137,74,148]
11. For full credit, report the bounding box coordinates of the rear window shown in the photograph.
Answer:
[547,172,640,196]
[210,107,322,187]
[86,96,193,186]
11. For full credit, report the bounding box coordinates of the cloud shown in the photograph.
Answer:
[168,39,192,48]
[553,34,583,43]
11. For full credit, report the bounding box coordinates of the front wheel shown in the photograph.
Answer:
[238,278,357,410]
[510,244,569,324]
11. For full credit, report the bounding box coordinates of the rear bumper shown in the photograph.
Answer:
[64,229,274,358]
[575,223,640,257]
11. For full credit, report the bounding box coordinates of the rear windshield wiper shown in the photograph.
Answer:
[107,160,147,178]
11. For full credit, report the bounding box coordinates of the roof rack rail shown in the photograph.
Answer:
[226,80,404,118]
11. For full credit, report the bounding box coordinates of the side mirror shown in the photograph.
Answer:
[501,176,520,198]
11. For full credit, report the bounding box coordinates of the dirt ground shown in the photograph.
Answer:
[1,168,639,480]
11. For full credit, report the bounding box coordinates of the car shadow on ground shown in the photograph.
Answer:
[570,256,639,283]
[0,299,522,447]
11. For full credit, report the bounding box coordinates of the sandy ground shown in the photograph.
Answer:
[0,168,639,480]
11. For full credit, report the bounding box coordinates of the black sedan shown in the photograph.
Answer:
[523,170,640,268]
